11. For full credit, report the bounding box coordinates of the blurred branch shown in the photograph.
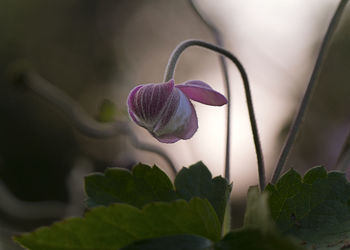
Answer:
[0,159,90,220]
[188,0,232,182]
[271,0,349,184]
[0,181,67,219]
[11,68,177,175]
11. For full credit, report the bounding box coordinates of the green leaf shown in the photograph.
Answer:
[14,198,221,250]
[243,186,275,233]
[121,235,214,250]
[237,186,304,250]
[85,163,177,208]
[266,166,350,249]
[215,229,304,250]
[85,161,231,230]
[175,162,232,226]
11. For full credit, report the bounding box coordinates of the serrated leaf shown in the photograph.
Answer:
[85,161,232,230]
[85,163,177,208]
[215,229,304,250]
[121,234,214,250]
[14,198,221,250]
[266,166,350,249]
[243,186,275,233]
[238,186,304,250]
[175,161,232,226]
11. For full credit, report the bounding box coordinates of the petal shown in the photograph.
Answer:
[176,80,228,106]
[152,89,198,143]
[152,87,180,133]
[127,80,175,129]
[127,85,144,127]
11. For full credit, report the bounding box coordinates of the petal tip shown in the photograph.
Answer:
[176,80,228,106]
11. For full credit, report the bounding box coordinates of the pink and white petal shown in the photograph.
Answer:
[178,102,198,139]
[143,80,175,121]
[176,80,228,106]
[153,101,198,143]
[127,85,144,126]
[127,80,175,127]
[128,108,143,127]
[154,134,181,143]
[152,87,180,133]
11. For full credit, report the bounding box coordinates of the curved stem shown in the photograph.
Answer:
[164,40,265,190]
[17,71,178,176]
[188,0,232,182]
[271,0,349,184]
[335,125,350,171]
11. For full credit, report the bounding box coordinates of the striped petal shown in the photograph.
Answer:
[176,80,228,106]
[153,89,198,143]
[127,80,175,130]
[127,79,227,143]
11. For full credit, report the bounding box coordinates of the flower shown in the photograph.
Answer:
[127,79,227,143]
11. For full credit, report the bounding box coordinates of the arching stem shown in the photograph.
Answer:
[164,40,266,190]
[335,124,350,172]
[189,0,232,182]
[271,0,349,184]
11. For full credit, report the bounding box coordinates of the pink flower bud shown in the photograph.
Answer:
[127,79,227,143]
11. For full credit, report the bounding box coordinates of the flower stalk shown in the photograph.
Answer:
[164,39,266,190]
[188,0,232,182]
[271,0,349,184]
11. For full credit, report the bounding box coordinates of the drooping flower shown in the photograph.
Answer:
[127,79,227,143]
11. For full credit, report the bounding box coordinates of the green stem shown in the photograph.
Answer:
[164,40,266,190]
[335,126,350,171]
[189,0,232,182]
[271,0,349,184]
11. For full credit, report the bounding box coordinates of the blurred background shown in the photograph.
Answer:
[0,0,350,248]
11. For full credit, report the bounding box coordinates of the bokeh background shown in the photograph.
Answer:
[1,0,350,248]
